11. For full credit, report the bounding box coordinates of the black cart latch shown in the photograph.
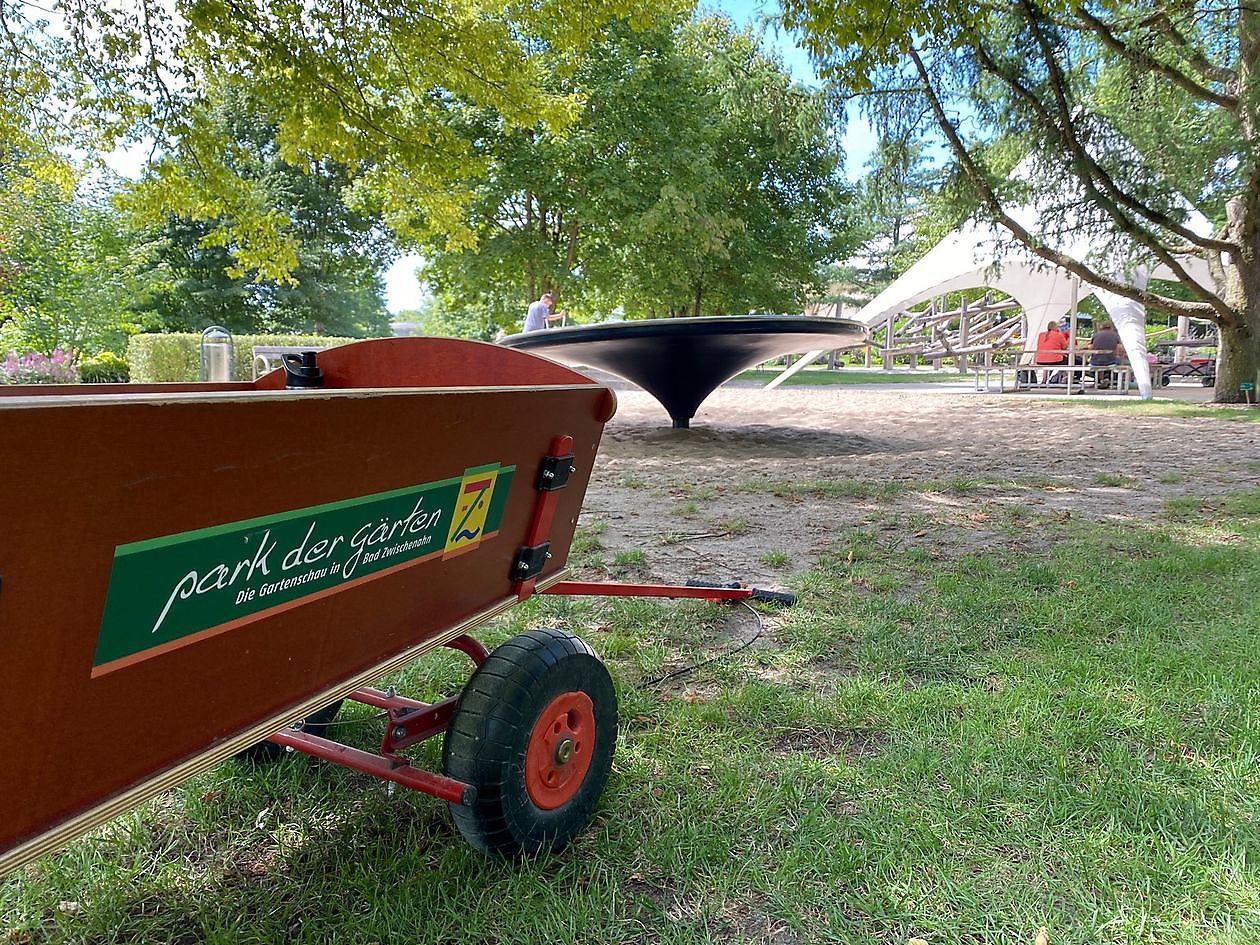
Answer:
[535,453,576,491]
[512,542,552,581]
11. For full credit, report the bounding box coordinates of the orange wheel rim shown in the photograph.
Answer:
[525,691,595,809]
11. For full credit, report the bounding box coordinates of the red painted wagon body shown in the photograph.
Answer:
[0,338,628,873]
[0,336,793,877]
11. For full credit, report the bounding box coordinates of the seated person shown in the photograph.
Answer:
[1034,319,1069,382]
[1089,320,1125,388]
[1089,320,1124,365]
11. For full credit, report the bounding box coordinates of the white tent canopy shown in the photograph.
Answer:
[771,161,1219,400]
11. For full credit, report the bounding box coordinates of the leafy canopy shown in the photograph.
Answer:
[9,0,674,277]
[0,147,155,355]
[133,86,395,337]
[417,12,851,334]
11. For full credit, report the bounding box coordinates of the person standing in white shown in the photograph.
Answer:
[523,292,553,332]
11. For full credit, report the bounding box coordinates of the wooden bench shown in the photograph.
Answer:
[975,363,1134,394]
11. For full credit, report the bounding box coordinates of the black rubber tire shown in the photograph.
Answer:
[442,628,617,856]
[233,698,345,764]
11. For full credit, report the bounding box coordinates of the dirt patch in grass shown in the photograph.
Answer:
[624,879,802,945]
[771,727,888,762]
[625,873,685,918]
[584,387,1260,587]
[712,893,804,945]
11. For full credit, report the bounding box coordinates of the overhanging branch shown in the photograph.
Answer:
[1074,4,1239,110]
[972,40,1238,259]
[1007,0,1236,322]
[907,45,1233,325]
[1145,11,1236,85]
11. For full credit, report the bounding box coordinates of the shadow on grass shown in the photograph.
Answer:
[5,492,1260,944]
[607,423,922,461]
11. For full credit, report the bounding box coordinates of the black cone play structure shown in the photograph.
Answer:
[501,316,865,428]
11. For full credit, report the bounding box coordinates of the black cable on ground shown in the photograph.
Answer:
[637,600,765,689]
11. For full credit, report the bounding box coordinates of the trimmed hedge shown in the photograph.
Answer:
[79,352,131,383]
[128,333,359,382]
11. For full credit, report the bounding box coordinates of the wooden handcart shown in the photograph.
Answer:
[0,338,785,875]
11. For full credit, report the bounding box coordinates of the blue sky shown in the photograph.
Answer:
[383,1,875,311]
[706,1,814,77]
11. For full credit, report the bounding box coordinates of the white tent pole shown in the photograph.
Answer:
[1094,288,1153,399]
[1068,275,1079,354]
[764,349,826,389]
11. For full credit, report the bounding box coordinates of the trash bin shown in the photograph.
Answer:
[200,326,234,382]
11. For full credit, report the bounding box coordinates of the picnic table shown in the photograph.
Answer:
[976,350,1134,394]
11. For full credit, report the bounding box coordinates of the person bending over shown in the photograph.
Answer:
[523,292,554,332]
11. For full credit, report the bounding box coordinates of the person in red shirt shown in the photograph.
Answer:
[1034,320,1069,384]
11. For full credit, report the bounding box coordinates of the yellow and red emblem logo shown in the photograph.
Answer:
[443,464,501,558]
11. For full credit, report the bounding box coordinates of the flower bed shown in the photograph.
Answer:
[1,349,78,384]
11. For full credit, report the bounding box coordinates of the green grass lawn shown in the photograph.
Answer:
[1057,399,1260,424]
[4,495,1259,943]
[735,368,966,386]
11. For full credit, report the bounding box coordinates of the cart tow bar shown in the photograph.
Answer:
[261,634,491,808]
[541,579,796,607]
[269,727,477,806]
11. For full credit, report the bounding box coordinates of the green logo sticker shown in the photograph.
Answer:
[93,463,515,674]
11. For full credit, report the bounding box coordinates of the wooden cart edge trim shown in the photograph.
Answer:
[0,383,607,408]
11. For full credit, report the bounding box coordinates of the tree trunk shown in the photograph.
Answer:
[1217,7,1260,402]
[1215,315,1260,402]
[525,194,537,302]
[692,281,702,317]
[565,219,580,273]
[1216,220,1260,401]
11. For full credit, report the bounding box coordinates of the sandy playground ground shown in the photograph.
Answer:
[579,384,1260,589]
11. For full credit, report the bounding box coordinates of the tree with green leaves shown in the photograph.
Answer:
[134,87,395,337]
[846,134,941,293]
[1,4,144,355]
[5,0,670,280]
[416,13,849,332]
[783,0,1260,401]
[0,150,154,355]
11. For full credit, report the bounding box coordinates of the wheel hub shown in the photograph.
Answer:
[525,691,595,810]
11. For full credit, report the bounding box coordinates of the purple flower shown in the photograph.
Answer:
[0,349,79,384]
